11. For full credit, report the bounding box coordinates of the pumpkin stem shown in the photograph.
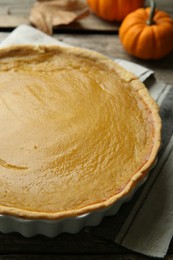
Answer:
[146,0,156,25]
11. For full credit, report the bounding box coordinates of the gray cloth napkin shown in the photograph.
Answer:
[87,82,173,258]
[1,25,153,81]
[1,24,173,258]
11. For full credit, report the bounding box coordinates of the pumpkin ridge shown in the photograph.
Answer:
[153,26,163,59]
[153,25,173,59]
[135,27,150,59]
[87,0,144,22]
[119,1,173,59]
[122,26,144,56]
[155,17,173,25]
[154,10,172,20]
[150,26,158,59]
[120,19,145,38]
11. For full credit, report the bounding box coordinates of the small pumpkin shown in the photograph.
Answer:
[87,0,144,22]
[119,0,173,59]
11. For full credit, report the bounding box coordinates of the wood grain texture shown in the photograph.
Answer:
[0,30,172,259]
[0,0,172,31]
[0,32,170,84]
[0,0,119,31]
[0,254,161,260]
[0,0,172,258]
[48,34,173,85]
[0,32,172,85]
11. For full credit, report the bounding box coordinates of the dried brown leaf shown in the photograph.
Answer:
[29,0,90,35]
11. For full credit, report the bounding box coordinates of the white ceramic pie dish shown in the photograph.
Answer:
[0,171,151,237]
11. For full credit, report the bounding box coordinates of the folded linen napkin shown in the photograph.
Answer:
[1,25,153,81]
[1,25,173,258]
[86,82,173,258]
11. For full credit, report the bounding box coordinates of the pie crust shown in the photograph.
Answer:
[0,45,161,220]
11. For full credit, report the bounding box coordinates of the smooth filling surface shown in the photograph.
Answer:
[0,48,153,214]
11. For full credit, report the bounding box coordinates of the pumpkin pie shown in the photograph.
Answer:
[0,45,161,219]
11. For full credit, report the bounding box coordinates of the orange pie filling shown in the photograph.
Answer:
[0,46,161,219]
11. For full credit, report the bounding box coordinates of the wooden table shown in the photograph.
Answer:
[0,0,173,259]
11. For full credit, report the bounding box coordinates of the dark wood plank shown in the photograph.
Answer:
[0,254,155,260]
[54,34,173,85]
[0,31,172,84]
[0,231,130,255]
[0,0,172,31]
[0,1,172,255]
[0,0,119,31]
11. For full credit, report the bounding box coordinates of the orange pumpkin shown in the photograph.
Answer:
[87,0,144,22]
[119,0,173,59]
